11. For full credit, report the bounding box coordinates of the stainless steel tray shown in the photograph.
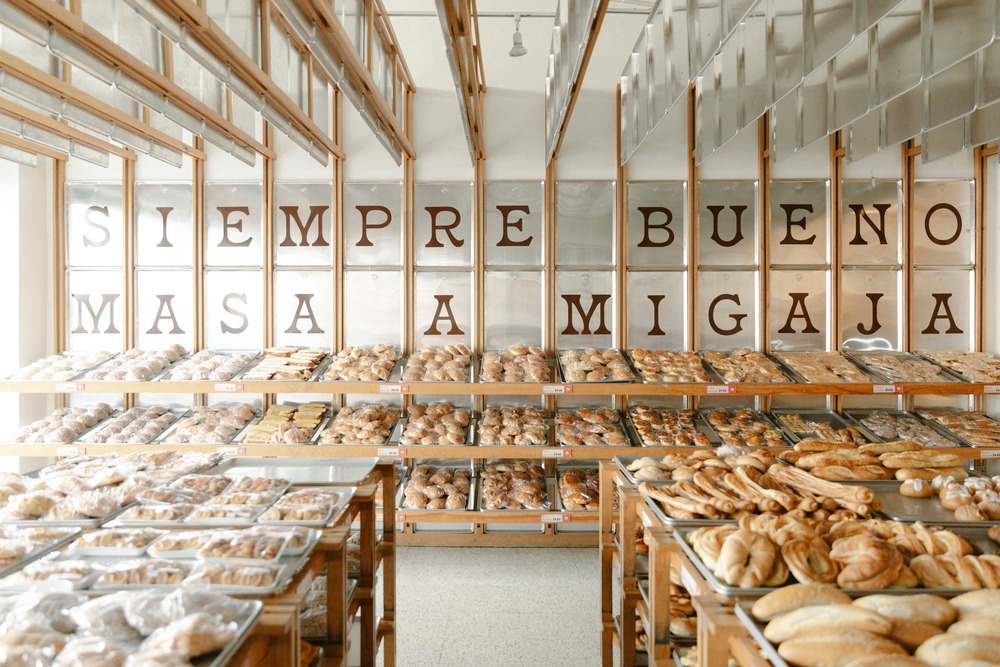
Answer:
[625,408,717,448]
[699,408,790,448]
[477,476,552,512]
[844,350,965,384]
[842,408,963,448]
[160,349,259,382]
[915,408,1000,449]
[5,351,115,381]
[476,416,551,447]
[700,350,793,384]
[768,409,866,443]
[199,599,264,667]
[637,579,697,646]
[733,602,791,667]
[232,348,331,382]
[320,356,401,383]
[478,349,552,383]
[2,504,132,529]
[614,456,681,485]
[395,420,475,447]
[553,464,600,513]
[915,350,1000,384]
[772,351,878,384]
[207,457,379,485]
[556,348,636,383]
[624,350,715,384]
[396,475,476,511]
[638,485,740,526]
[314,406,401,446]
[0,527,80,579]
[872,484,1000,527]
[398,355,476,383]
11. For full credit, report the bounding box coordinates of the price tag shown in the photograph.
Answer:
[979,450,1000,459]
[543,385,572,394]
[707,385,735,395]
[872,384,901,394]
[542,449,572,458]
[380,385,402,394]
[680,567,701,597]
[55,383,84,392]
[56,446,86,457]
[214,383,244,392]
[541,513,570,523]
[985,385,1000,394]
[377,447,407,457]
[216,446,246,456]
[395,513,406,523]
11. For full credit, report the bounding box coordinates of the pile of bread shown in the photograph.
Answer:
[704,408,787,447]
[750,583,1000,667]
[904,474,1000,522]
[701,348,791,383]
[401,465,471,510]
[775,413,868,444]
[321,344,399,381]
[480,344,550,382]
[561,348,634,382]
[81,345,188,381]
[240,346,327,381]
[775,351,870,383]
[163,349,255,381]
[917,409,1000,449]
[78,406,179,445]
[556,408,629,446]
[11,403,116,445]
[558,468,600,511]
[627,349,707,383]
[398,402,470,446]
[478,406,547,446]
[161,403,257,444]
[481,461,547,510]
[240,402,327,445]
[778,438,967,481]
[921,350,1000,383]
[318,403,398,445]
[857,411,958,448]
[625,449,776,482]
[401,345,471,382]
[629,406,712,447]
[856,354,952,383]
[10,350,112,380]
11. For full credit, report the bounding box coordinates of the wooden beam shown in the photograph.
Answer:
[0,131,65,162]
[437,0,486,161]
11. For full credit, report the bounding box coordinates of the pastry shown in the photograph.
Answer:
[398,402,470,445]
[480,344,550,383]
[400,345,471,382]
[900,478,933,497]
[477,405,547,446]
[763,603,893,644]
[625,349,700,383]
[140,612,237,658]
[318,403,399,445]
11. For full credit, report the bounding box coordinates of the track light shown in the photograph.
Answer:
[510,14,526,57]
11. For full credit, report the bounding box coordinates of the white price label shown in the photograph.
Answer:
[680,567,701,597]
[55,383,84,392]
[380,385,402,394]
[216,446,246,456]
[707,385,734,395]
[543,385,572,394]
[542,449,572,458]
[378,447,407,457]
[214,383,244,392]
[985,385,1000,394]
[979,450,1000,459]
[541,513,570,523]
[56,446,86,457]
[872,384,900,394]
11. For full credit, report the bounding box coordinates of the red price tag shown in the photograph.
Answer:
[395,513,406,522]
[214,383,244,392]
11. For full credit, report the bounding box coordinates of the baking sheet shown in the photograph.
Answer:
[915,350,1000,384]
[699,408,790,448]
[556,349,636,383]
[0,527,80,579]
[478,350,552,383]
[1,504,132,529]
[477,476,552,512]
[614,456,683,485]
[768,409,867,443]
[873,485,1000,526]
[207,457,378,485]
[395,420,475,447]
[733,602,791,667]
[772,351,879,384]
[395,476,476,511]
[638,485,740,526]
[625,409,717,448]
[841,408,963,448]
[232,349,331,382]
[160,350,259,382]
[319,356,401,382]
[636,579,697,646]
[624,350,715,384]
[700,350,793,384]
[398,356,476,383]
[915,408,1000,449]
[844,350,965,384]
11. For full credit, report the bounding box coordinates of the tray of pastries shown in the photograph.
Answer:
[147,530,221,559]
[194,530,290,563]
[115,503,199,526]
[80,345,189,381]
[843,409,962,448]
[320,344,400,381]
[773,351,875,383]
[627,349,713,383]
[874,475,1000,526]
[479,344,550,383]
[236,346,329,381]
[700,348,792,383]
[237,402,328,445]
[256,502,336,526]
[737,585,1000,667]
[844,350,964,383]
[479,461,549,510]
[247,526,320,557]
[400,345,473,382]
[7,350,114,381]
[78,405,181,445]
[558,348,635,382]
[92,558,194,589]
[206,456,379,486]
[183,561,287,595]
[68,527,166,557]
[265,486,354,525]
[9,403,116,445]
[158,403,258,445]
[556,407,630,447]
[616,448,778,483]
[0,487,127,527]
[168,473,235,497]
[0,557,104,590]
[917,408,1000,448]
[161,349,257,381]
[397,402,472,446]
[477,405,548,446]
[702,408,789,447]
[625,406,714,447]
[776,436,969,482]
[917,349,1000,383]
[317,403,400,445]
[555,466,600,511]
[770,410,869,445]
[398,463,474,511]
[0,526,79,578]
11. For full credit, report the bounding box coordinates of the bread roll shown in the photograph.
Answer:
[946,615,1000,638]
[840,658,936,667]
[989,524,1000,544]
[852,593,956,627]
[900,478,933,498]
[953,503,988,521]
[950,589,1000,617]
[880,452,963,469]
[750,582,851,621]
[763,604,893,643]
[889,619,944,650]
[858,440,922,455]
[914,633,1000,667]
[778,629,908,667]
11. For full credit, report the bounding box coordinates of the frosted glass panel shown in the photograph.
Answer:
[691,0,723,76]
[136,270,194,349]
[273,182,333,267]
[556,181,615,267]
[876,0,922,104]
[484,181,544,268]
[921,118,968,163]
[841,268,902,351]
[970,102,1000,145]
[627,271,687,349]
[414,182,473,268]
[981,41,1000,106]
[832,34,871,130]
[769,270,830,350]
[927,0,994,74]
[343,270,402,347]
[912,180,974,266]
[627,181,686,267]
[769,180,830,266]
[845,108,882,163]
[719,38,740,146]
[911,270,974,351]
[67,269,124,351]
[771,0,805,101]
[203,270,264,349]
[273,270,332,348]
[926,56,976,130]
[883,86,923,146]
[741,8,769,126]
[800,67,830,149]
[809,0,854,69]
[840,180,902,266]
[484,271,544,349]
[697,270,758,350]
[414,271,473,348]
[135,183,193,267]
[204,182,263,267]
[667,0,690,105]
[344,182,403,268]
[555,270,615,348]
[697,181,758,267]
[770,91,797,162]
[66,183,123,268]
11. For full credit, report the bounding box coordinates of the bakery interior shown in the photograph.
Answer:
[2,0,1000,666]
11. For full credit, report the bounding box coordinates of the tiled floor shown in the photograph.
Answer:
[377,546,601,666]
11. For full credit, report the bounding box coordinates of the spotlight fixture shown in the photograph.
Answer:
[509,14,526,57]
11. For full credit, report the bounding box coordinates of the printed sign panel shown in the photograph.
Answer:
[135,183,194,267]
[696,270,758,350]
[484,270,544,349]
[414,182,473,268]
[911,269,974,351]
[697,181,758,267]
[66,269,124,351]
[203,270,264,349]
[556,181,616,268]
[769,269,830,351]
[273,270,333,348]
[627,270,688,349]
[484,181,544,268]
[66,183,123,268]
[769,180,830,266]
[627,181,687,267]
[555,270,615,348]
[840,268,902,351]
[840,179,902,266]
[273,182,333,267]
[343,270,403,347]
[912,179,975,267]
[135,269,194,350]
[344,182,403,268]
[414,271,473,348]
[204,182,263,267]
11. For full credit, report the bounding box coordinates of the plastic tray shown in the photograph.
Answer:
[208,457,378,486]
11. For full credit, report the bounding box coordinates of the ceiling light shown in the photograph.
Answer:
[510,14,527,57]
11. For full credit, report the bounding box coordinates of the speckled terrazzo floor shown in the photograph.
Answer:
[376,546,601,666]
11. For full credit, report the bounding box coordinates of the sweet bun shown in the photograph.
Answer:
[900,478,932,498]
[953,503,988,521]
[988,524,1000,544]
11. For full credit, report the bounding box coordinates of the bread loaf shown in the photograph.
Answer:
[914,633,1000,667]
[763,604,893,643]
[880,452,963,469]
[777,629,908,666]
[840,657,939,667]
[858,440,922,455]
[889,619,945,650]
[946,615,1000,638]
[950,589,1000,617]
[750,582,851,621]
[852,593,956,627]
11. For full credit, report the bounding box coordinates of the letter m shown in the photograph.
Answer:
[561,294,612,335]
[71,293,121,334]
[278,205,330,247]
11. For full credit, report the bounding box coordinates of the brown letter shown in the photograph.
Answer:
[647,294,666,336]
[707,205,747,247]
[920,293,964,334]
[279,205,330,247]
[924,203,962,246]
[847,203,891,245]
[356,205,392,247]
[707,294,747,336]
[425,206,465,248]
[637,207,675,247]
[284,294,325,334]
[779,203,816,245]
[424,295,465,335]
[561,295,612,336]
[497,205,532,247]
[217,206,253,247]
[145,295,185,335]
[777,293,820,334]
[856,293,883,335]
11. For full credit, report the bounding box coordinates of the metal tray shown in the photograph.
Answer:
[623,349,714,384]
[314,408,402,446]
[873,484,1000,527]
[152,407,259,446]
[915,350,1000,384]
[625,408,717,448]
[733,602,791,667]
[207,457,378,485]
[235,413,328,446]
[768,409,865,443]
[476,416,550,447]
[614,456,681,485]
[272,486,356,525]
[637,579,697,646]
[76,407,187,445]
[844,350,965,384]
[556,348,636,383]
[395,420,475,447]
[2,504,132,529]
[842,408,963,448]
[319,355,401,383]
[554,464,601,513]
[232,348,331,382]
[396,476,476,511]
[555,410,631,447]
[478,350,552,383]
[772,351,878,384]
[915,408,1000,449]
[160,349,260,382]
[398,355,476,383]
[477,476,552,512]
[5,351,116,381]
[699,350,793,384]
[638,484,740,526]
[699,408,790,448]
[198,599,264,667]
[0,527,81,579]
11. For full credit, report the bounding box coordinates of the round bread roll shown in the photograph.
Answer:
[750,582,851,621]
[914,633,1000,667]
[900,478,932,498]
[852,593,956,627]
[977,500,1000,520]
[953,503,988,522]
[939,486,974,510]
[778,629,908,667]
[763,604,893,644]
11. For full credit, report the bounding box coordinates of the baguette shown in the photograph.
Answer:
[811,464,892,481]
[880,451,963,469]
[894,466,969,481]
[852,593,956,627]
[750,582,851,621]
[889,619,945,650]
[858,440,922,455]
[794,439,856,453]
[797,450,881,470]
[763,604,893,643]
[915,633,1000,667]
[777,629,907,667]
